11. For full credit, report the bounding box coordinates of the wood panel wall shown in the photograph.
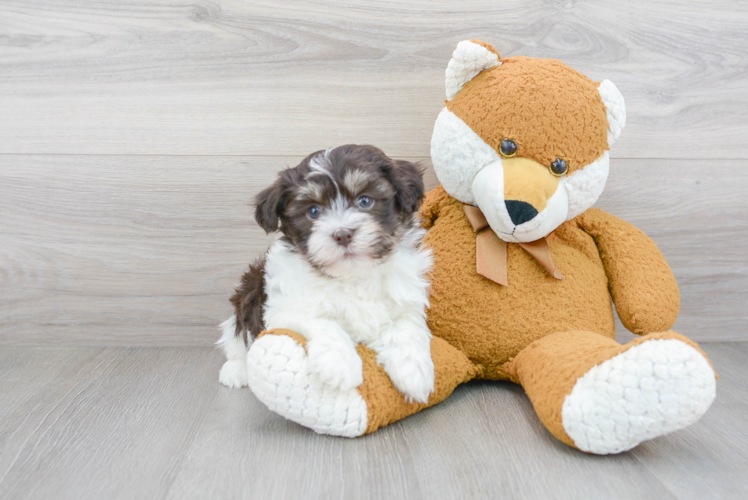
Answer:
[1,0,746,344]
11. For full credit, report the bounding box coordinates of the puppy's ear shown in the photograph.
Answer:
[383,160,425,213]
[254,177,287,233]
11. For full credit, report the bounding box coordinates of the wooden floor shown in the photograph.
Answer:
[0,342,745,500]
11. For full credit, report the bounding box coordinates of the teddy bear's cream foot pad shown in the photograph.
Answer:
[246,332,368,437]
[561,338,716,454]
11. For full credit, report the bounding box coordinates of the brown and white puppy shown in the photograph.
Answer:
[217,145,435,403]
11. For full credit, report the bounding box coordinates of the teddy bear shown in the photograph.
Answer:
[244,39,717,454]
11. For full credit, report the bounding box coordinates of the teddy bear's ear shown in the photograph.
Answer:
[445,39,501,101]
[597,79,627,146]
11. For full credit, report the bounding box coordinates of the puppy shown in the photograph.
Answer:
[217,144,435,403]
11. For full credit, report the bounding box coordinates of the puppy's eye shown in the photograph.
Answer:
[357,196,374,209]
[499,139,517,157]
[307,205,321,219]
[550,158,568,176]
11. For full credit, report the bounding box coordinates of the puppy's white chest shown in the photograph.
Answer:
[263,241,426,344]
[317,281,395,342]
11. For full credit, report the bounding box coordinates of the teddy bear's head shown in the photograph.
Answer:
[431,40,626,243]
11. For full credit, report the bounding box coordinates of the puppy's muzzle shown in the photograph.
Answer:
[333,228,354,247]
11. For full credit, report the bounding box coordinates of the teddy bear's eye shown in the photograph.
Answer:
[550,158,568,176]
[499,139,517,157]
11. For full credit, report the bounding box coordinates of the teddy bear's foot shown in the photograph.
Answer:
[508,330,717,455]
[562,336,716,454]
[246,329,368,437]
[246,329,480,437]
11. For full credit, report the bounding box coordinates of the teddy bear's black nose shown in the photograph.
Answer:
[505,200,538,226]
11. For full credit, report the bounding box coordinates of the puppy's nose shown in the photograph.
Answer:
[333,228,354,247]
[505,200,538,226]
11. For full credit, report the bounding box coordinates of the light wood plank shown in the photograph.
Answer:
[0,0,747,158]
[0,347,219,500]
[0,347,97,477]
[1,155,745,345]
[165,382,423,500]
[0,155,284,345]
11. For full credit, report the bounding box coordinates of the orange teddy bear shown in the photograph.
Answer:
[245,40,717,454]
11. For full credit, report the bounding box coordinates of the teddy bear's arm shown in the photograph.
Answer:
[418,186,451,229]
[576,208,680,335]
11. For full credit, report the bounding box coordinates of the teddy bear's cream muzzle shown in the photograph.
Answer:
[471,159,569,243]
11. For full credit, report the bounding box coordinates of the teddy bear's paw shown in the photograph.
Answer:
[378,348,436,404]
[246,334,368,437]
[306,337,364,392]
[562,338,716,454]
[219,359,248,388]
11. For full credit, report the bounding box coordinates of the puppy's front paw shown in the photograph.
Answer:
[219,359,248,388]
[307,338,363,392]
[378,348,435,404]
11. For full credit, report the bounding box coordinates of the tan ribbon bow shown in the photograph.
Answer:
[463,204,564,286]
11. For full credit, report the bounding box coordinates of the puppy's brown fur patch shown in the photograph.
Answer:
[230,256,267,343]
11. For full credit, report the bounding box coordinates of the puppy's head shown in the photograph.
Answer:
[255,144,424,277]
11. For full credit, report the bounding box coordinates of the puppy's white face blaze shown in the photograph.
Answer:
[307,195,391,278]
